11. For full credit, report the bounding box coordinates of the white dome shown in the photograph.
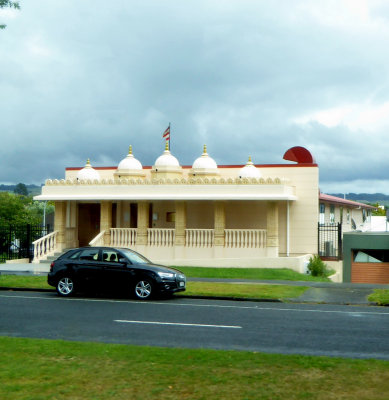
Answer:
[117,146,143,170]
[77,159,100,181]
[192,145,218,169]
[239,156,261,179]
[154,143,180,167]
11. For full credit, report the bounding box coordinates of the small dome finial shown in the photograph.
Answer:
[203,144,207,154]
[248,156,252,163]
[129,145,133,155]
[86,158,91,166]
[165,141,169,151]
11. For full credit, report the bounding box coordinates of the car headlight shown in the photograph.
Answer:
[157,272,175,279]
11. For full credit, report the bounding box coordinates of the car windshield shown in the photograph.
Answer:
[119,249,150,264]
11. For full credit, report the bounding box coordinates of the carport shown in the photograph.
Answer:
[343,232,389,284]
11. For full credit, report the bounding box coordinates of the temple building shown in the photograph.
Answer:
[33,144,373,280]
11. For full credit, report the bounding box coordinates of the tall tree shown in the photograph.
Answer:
[0,1,20,29]
[14,183,28,196]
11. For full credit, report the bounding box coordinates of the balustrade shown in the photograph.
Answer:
[225,229,266,248]
[32,231,58,262]
[148,228,175,246]
[89,230,105,247]
[186,229,214,247]
[111,228,137,247]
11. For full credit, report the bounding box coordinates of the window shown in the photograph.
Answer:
[346,209,350,223]
[79,249,99,261]
[102,250,119,263]
[354,250,389,263]
[340,207,343,223]
[319,203,325,224]
[330,205,335,223]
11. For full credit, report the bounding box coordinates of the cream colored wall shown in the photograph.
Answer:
[186,201,214,228]
[266,167,319,255]
[151,201,175,229]
[225,201,267,229]
[278,201,287,255]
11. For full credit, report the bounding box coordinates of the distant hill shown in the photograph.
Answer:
[329,193,389,206]
[0,184,41,196]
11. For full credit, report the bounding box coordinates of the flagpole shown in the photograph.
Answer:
[168,122,171,150]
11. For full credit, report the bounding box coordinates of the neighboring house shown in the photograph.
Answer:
[318,193,374,232]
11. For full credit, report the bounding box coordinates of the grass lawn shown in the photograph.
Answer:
[368,289,389,305]
[177,267,332,282]
[1,337,389,400]
[0,274,308,300]
[0,275,51,289]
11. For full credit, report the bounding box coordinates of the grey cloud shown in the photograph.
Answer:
[1,0,389,192]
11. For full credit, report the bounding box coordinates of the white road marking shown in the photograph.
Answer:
[1,293,389,316]
[114,320,242,329]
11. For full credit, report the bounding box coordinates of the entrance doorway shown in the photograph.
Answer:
[78,204,100,246]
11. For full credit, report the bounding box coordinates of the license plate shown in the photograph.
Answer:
[179,281,185,287]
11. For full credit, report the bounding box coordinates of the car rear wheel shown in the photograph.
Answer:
[134,279,154,300]
[56,277,75,297]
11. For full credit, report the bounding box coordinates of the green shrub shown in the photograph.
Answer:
[307,255,330,277]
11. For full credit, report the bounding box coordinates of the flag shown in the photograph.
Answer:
[162,125,170,141]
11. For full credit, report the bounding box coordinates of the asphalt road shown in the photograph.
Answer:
[1,291,389,360]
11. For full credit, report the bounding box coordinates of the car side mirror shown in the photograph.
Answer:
[119,258,130,265]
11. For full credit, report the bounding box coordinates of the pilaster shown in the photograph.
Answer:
[101,201,112,246]
[54,201,67,251]
[136,202,149,246]
[266,201,279,257]
[214,201,225,247]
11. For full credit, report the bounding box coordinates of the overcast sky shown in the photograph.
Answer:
[1,0,389,194]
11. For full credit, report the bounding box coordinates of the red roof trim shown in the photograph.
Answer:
[319,193,375,209]
[66,163,318,171]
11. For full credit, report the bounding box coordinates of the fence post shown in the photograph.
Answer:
[338,222,342,260]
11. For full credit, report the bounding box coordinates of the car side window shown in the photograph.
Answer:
[69,250,82,260]
[102,250,119,263]
[79,249,99,261]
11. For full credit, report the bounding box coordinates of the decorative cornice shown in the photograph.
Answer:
[45,177,290,186]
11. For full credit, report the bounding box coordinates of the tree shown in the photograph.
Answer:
[14,182,28,196]
[0,1,20,29]
[0,192,42,225]
[370,203,386,217]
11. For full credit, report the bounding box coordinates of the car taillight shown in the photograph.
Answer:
[50,262,55,272]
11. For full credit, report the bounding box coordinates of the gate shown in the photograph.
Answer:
[318,223,342,260]
[0,224,52,263]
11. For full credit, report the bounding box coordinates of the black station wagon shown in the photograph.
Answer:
[47,247,186,300]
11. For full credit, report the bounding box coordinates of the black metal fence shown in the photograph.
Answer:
[0,224,52,263]
[318,223,342,260]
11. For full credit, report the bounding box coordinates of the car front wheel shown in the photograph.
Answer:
[134,279,154,300]
[56,277,75,297]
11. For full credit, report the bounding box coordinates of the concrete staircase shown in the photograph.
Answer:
[36,249,70,264]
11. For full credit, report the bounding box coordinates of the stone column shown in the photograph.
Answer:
[136,202,149,247]
[100,201,112,246]
[174,201,187,246]
[174,201,186,259]
[65,201,78,248]
[214,201,225,258]
[54,201,67,251]
[266,201,279,257]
